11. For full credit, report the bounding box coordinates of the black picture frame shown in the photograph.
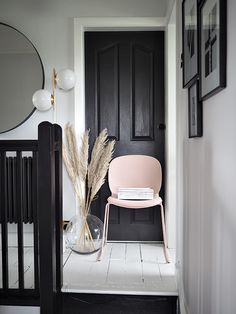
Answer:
[199,0,227,100]
[182,0,199,88]
[188,80,202,138]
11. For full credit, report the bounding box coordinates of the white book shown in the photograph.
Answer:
[118,187,154,200]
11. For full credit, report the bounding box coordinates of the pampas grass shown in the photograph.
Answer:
[63,123,115,251]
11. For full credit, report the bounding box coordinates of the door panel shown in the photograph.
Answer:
[96,44,119,139]
[85,31,165,241]
[132,44,154,140]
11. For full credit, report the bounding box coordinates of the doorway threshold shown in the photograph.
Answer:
[62,242,177,296]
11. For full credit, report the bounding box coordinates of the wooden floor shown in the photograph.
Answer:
[0,243,177,296]
[0,247,35,289]
[63,242,177,296]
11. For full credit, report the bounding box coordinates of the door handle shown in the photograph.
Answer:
[158,123,166,130]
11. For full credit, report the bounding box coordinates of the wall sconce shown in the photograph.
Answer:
[32,68,76,111]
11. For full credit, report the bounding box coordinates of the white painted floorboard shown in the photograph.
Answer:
[62,243,177,296]
[0,243,177,296]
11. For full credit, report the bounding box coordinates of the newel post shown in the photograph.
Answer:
[38,122,63,314]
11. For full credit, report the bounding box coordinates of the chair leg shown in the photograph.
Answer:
[160,203,171,263]
[97,203,109,261]
[105,204,110,243]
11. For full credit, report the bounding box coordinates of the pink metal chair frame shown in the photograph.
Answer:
[98,155,170,263]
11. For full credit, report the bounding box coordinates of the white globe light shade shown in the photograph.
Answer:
[56,69,76,91]
[32,89,52,111]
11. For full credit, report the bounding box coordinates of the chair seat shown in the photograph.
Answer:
[107,195,162,209]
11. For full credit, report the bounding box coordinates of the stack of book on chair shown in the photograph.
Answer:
[118,187,154,200]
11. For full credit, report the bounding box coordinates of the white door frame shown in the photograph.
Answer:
[73,17,176,247]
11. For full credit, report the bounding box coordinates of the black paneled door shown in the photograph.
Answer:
[85,31,165,241]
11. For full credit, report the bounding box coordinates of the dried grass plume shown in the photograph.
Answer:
[63,124,115,218]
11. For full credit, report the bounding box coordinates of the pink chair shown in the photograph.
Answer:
[98,155,170,263]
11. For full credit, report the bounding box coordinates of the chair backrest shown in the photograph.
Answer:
[108,155,162,195]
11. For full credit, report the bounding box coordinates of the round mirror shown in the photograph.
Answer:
[0,23,44,133]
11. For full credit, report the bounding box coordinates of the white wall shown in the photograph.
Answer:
[0,0,169,220]
[0,1,172,314]
[165,2,177,249]
[177,0,236,313]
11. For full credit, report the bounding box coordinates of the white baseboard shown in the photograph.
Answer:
[176,264,188,314]
[179,294,188,314]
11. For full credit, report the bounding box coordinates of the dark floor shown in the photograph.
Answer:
[62,293,178,314]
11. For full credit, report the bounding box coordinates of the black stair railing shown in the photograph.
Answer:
[0,122,63,314]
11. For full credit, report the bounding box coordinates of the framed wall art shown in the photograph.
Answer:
[188,80,202,138]
[199,0,227,100]
[182,0,199,88]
